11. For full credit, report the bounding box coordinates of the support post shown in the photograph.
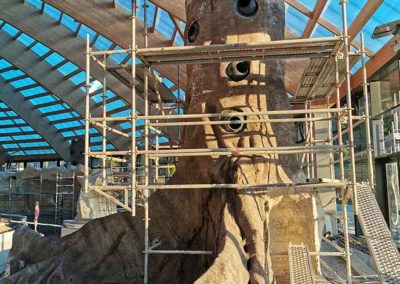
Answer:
[341,1,354,283]
[84,34,91,193]
[143,0,150,283]
[130,1,137,217]
[360,34,374,188]
[305,102,310,179]
[335,56,345,181]
[342,187,352,284]
[102,55,107,187]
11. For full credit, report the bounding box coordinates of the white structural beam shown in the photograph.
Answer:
[0,78,70,161]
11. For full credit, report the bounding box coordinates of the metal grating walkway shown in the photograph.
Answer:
[356,184,400,283]
[289,243,314,284]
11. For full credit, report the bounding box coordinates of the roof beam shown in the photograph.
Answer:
[0,31,130,150]
[43,0,186,89]
[302,0,328,38]
[348,0,384,42]
[351,36,400,90]
[149,0,186,22]
[1,0,179,143]
[285,0,374,56]
[0,78,69,161]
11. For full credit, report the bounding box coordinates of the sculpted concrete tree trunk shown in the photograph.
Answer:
[2,0,324,283]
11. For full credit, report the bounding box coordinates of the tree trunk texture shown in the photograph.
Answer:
[1,0,324,283]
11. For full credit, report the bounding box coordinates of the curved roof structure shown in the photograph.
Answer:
[0,0,399,162]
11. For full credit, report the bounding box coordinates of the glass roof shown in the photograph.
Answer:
[0,0,396,160]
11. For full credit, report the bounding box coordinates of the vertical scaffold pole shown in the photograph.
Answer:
[327,98,334,181]
[341,0,357,200]
[342,1,354,283]
[102,55,107,187]
[360,34,374,189]
[84,34,91,193]
[131,1,137,217]
[335,57,345,181]
[305,102,310,179]
[143,0,150,283]
[309,101,315,179]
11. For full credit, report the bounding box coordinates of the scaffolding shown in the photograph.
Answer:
[54,172,75,226]
[83,0,400,283]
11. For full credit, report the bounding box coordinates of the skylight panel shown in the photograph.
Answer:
[25,0,42,10]
[3,144,18,149]
[21,126,34,132]
[13,119,25,125]
[47,113,73,122]
[14,134,42,140]
[57,61,79,76]
[25,149,56,155]
[17,33,35,47]
[29,95,57,106]
[31,42,50,57]
[0,120,13,126]
[69,71,86,85]
[115,0,133,12]
[39,104,65,113]
[54,121,83,130]
[155,9,175,39]
[174,34,184,46]
[10,77,36,89]
[0,70,25,80]
[43,4,61,21]
[44,52,65,67]
[285,3,308,37]
[111,109,131,117]
[20,86,47,97]
[109,45,129,64]
[19,142,49,148]
[136,0,156,25]
[0,128,20,134]
[60,14,79,32]
[61,131,76,138]
[0,137,12,142]
[78,25,96,40]
[321,0,367,31]
[296,0,317,11]
[107,100,126,111]
[1,23,19,37]
[311,24,334,38]
[94,35,112,50]
[0,59,12,70]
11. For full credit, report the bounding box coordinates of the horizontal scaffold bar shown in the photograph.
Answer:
[136,37,343,65]
[137,181,347,190]
[89,145,347,158]
[89,108,347,123]
[146,250,213,255]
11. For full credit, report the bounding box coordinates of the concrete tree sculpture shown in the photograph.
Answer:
[3,0,323,283]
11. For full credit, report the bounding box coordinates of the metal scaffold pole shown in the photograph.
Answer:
[84,34,91,193]
[335,56,345,181]
[143,0,150,282]
[102,54,107,187]
[360,34,374,189]
[130,0,137,217]
[341,1,354,283]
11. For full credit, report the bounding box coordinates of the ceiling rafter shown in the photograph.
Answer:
[302,0,328,38]
[348,0,384,42]
[0,78,69,160]
[0,29,130,150]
